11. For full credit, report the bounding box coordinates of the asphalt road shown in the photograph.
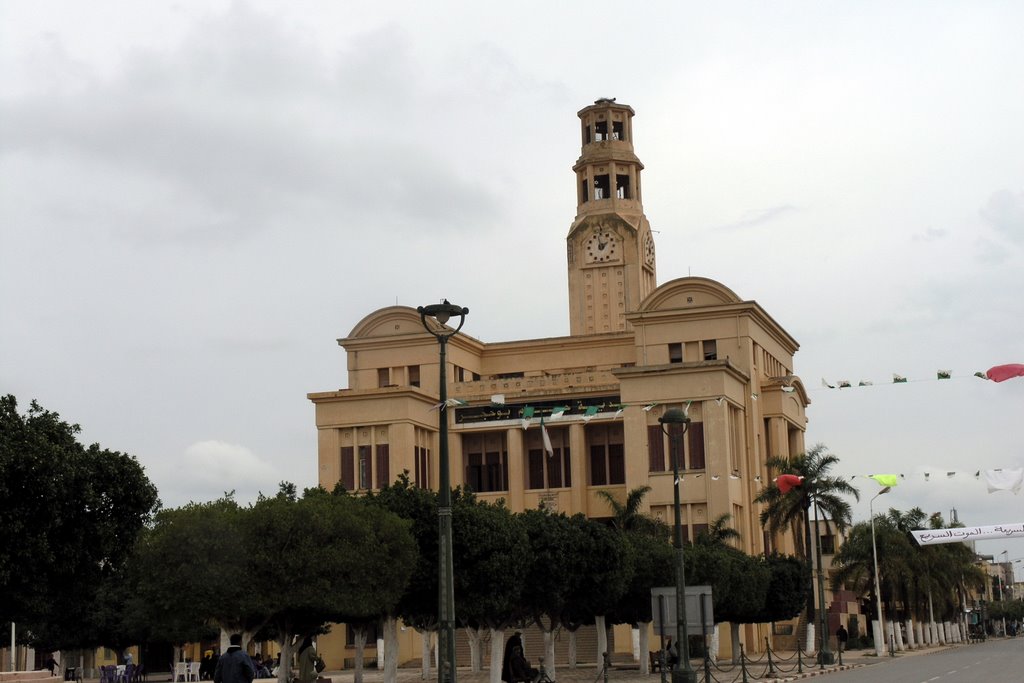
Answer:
[827,638,1022,683]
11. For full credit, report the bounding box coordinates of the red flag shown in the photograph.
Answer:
[776,474,804,494]
[986,364,1024,383]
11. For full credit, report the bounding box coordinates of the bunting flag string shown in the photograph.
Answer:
[833,468,1024,495]
[817,363,1023,392]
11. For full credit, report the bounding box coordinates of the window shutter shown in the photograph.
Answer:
[647,425,665,472]
[375,444,389,488]
[688,422,706,470]
[340,446,354,490]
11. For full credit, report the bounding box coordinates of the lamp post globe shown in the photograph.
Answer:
[658,407,697,683]
[417,300,468,683]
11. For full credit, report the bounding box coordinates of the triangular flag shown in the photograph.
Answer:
[986,364,1024,383]
[893,374,907,383]
[520,406,535,430]
[582,405,599,422]
[711,475,720,481]
[782,386,796,393]
[491,394,506,405]
[714,396,726,405]
[643,402,658,412]
[838,380,851,389]
[751,393,759,401]
[550,405,568,419]
[924,473,931,481]
[858,380,873,387]
[613,406,624,419]
[974,371,988,379]
[869,474,899,488]
[682,400,692,416]
[431,398,467,411]
[937,370,951,380]
[822,378,835,389]
[729,471,740,480]
[946,471,955,478]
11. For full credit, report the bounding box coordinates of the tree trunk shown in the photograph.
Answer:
[541,622,556,681]
[383,617,399,683]
[419,629,432,680]
[595,615,607,665]
[566,630,577,668]
[905,619,915,649]
[709,625,720,663]
[352,626,368,683]
[730,623,741,665]
[637,623,650,675]
[464,626,484,672]
[488,629,504,683]
[276,634,294,683]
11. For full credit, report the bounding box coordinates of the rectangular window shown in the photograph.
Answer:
[688,422,706,470]
[668,342,683,363]
[377,368,390,388]
[703,340,718,361]
[648,425,666,471]
[584,124,591,145]
[612,120,625,141]
[415,445,431,489]
[375,444,389,488]
[820,534,836,555]
[581,178,589,203]
[358,445,371,489]
[586,423,625,486]
[345,623,380,647]
[593,174,610,200]
[595,120,608,141]
[616,174,630,199]
[692,523,708,541]
[408,365,420,387]
[340,446,355,490]
[463,432,508,493]
[525,428,571,490]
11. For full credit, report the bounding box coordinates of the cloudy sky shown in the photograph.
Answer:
[2,1,1022,569]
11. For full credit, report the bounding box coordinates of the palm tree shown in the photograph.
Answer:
[597,485,669,539]
[754,443,860,624]
[695,513,741,547]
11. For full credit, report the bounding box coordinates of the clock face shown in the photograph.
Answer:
[584,229,619,263]
[643,233,656,268]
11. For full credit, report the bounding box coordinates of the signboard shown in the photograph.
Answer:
[650,585,714,633]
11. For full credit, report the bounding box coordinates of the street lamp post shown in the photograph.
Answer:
[869,486,891,657]
[812,500,832,666]
[418,299,469,683]
[999,551,1008,637]
[658,407,696,683]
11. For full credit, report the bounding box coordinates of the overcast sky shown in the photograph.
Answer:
[2,1,1022,571]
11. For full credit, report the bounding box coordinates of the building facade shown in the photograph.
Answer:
[309,99,810,666]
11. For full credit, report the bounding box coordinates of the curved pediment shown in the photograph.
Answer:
[346,306,425,339]
[641,276,742,312]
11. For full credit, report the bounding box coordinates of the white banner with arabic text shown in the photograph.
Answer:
[911,523,1024,546]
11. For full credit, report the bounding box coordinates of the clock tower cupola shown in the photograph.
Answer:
[566,98,657,335]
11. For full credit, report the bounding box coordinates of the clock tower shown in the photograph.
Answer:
[567,98,657,335]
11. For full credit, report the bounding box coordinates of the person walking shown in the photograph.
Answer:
[295,638,318,683]
[214,634,255,683]
[836,625,849,653]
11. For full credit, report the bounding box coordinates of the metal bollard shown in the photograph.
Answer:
[764,638,775,677]
[797,644,803,674]
[739,644,748,683]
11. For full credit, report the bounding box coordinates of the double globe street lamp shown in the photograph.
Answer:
[869,485,891,656]
[418,300,469,683]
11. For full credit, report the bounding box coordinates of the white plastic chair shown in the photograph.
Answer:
[186,663,200,682]
[173,663,188,682]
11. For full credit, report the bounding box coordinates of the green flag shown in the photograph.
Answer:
[870,474,899,488]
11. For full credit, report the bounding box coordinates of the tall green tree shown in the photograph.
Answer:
[0,395,158,648]
[597,486,669,539]
[754,443,859,622]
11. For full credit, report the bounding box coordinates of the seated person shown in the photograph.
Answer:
[665,639,679,669]
[508,646,539,683]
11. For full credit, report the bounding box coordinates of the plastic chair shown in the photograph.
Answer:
[173,663,188,682]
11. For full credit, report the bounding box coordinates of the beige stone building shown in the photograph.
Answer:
[308,99,810,668]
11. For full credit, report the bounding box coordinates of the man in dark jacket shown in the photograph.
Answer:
[214,634,255,683]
